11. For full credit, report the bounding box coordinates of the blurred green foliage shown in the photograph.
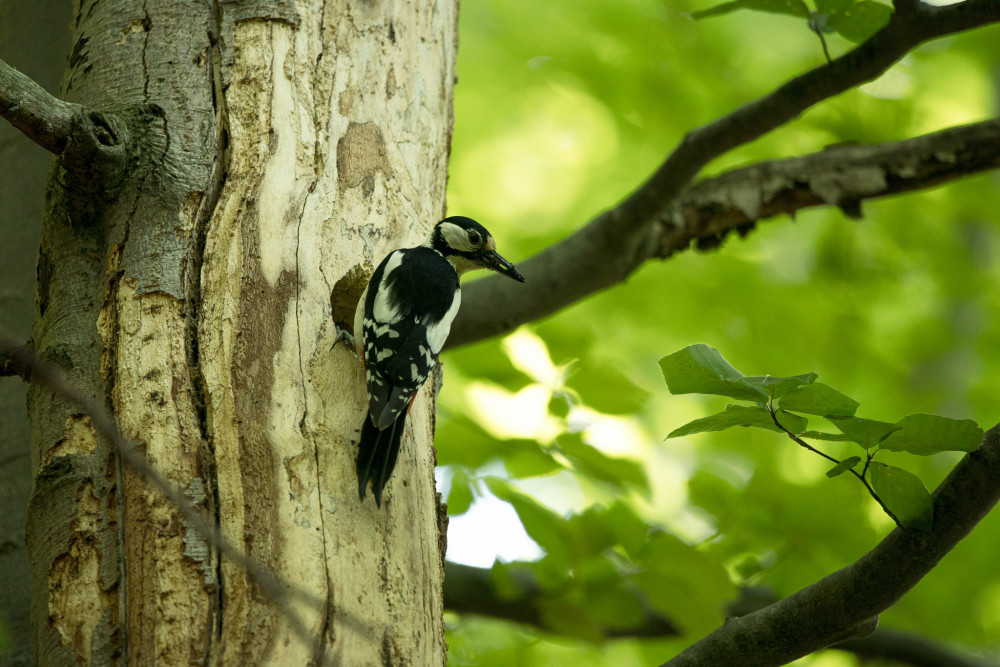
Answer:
[439,0,1000,664]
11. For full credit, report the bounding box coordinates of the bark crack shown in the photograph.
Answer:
[200,0,233,651]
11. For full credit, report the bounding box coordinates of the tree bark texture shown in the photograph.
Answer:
[24,1,457,664]
[0,3,72,666]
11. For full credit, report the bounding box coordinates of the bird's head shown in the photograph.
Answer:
[428,216,525,282]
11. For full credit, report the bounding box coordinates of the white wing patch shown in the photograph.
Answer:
[372,250,405,323]
[425,288,461,354]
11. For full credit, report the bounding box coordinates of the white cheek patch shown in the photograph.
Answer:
[425,288,461,354]
[439,222,475,253]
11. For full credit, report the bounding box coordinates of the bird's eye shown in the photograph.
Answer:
[467,230,482,246]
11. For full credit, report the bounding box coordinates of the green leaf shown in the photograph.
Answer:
[826,456,862,478]
[569,363,650,414]
[631,532,736,636]
[825,0,893,42]
[659,344,767,401]
[745,373,818,399]
[879,414,984,456]
[869,462,934,532]
[801,430,852,441]
[691,0,810,21]
[558,436,650,494]
[779,382,859,417]
[446,469,474,515]
[603,502,649,558]
[669,404,807,437]
[814,0,856,14]
[828,416,900,449]
[502,440,563,478]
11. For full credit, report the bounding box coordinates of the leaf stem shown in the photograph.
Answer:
[768,405,903,528]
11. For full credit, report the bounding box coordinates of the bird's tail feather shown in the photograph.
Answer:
[356,412,406,507]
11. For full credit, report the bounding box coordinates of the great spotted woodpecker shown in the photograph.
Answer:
[353,216,524,506]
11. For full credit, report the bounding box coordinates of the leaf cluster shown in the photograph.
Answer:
[661,344,984,532]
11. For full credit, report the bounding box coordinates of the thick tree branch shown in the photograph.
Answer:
[443,563,996,666]
[0,57,79,154]
[835,628,998,667]
[662,424,1000,666]
[656,118,1000,257]
[443,561,679,638]
[449,0,1000,348]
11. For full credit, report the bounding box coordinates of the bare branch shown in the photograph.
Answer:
[443,564,996,666]
[835,628,998,667]
[0,57,79,154]
[449,0,1000,348]
[655,119,1000,257]
[0,343,32,381]
[662,424,1000,666]
[443,561,679,638]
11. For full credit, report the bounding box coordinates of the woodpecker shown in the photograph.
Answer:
[353,216,524,506]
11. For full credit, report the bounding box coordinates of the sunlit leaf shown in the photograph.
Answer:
[435,415,506,467]
[814,0,855,13]
[879,414,984,456]
[691,0,810,21]
[869,462,934,532]
[569,363,650,414]
[745,373,818,399]
[779,382,859,417]
[825,0,893,42]
[826,456,862,477]
[446,468,475,515]
[502,440,563,478]
[669,404,806,437]
[659,344,767,401]
[558,436,649,494]
[827,415,900,449]
[801,430,852,441]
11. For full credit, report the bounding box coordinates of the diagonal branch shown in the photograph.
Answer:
[663,424,1000,666]
[654,118,1000,257]
[0,57,80,154]
[449,0,1000,348]
[442,563,996,667]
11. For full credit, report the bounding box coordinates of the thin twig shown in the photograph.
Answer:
[810,20,833,64]
[768,406,903,528]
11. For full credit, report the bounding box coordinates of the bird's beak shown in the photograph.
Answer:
[480,250,525,282]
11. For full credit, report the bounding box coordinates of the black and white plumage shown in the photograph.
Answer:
[354,216,524,506]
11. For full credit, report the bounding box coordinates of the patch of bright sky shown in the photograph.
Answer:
[440,464,544,567]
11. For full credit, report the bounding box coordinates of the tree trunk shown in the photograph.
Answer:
[0,3,72,666]
[25,1,456,664]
